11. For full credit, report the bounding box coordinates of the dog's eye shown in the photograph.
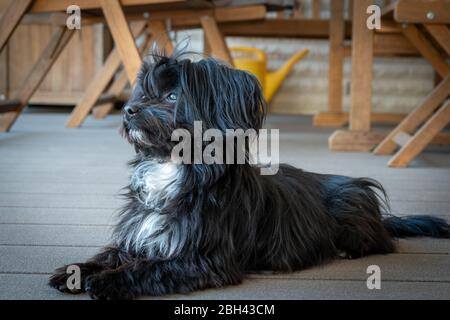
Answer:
[141,95,146,100]
[166,93,177,103]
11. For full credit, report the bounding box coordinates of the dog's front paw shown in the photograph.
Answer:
[49,265,84,294]
[85,271,135,300]
[49,262,103,294]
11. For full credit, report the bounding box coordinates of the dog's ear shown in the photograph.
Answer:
[178,59,267,131]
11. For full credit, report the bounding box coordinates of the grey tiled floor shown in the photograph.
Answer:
[1,110,449,299]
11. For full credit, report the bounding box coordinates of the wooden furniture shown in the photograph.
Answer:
[0,0,112,106]
[329,0,376,150]
[373,0,450,167]
[66,21,150,128]
[320,0,448,154]
[65,3,266,128]
[0,0,78,131]
[0,0,267,131]
[314,0,421,130]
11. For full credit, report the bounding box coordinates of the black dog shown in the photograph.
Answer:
[50,52,450,299]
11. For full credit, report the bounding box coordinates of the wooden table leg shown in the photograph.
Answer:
[99,0,143,84]
[92,20,174,120]
[66,22,147,128]
[388,100,450,168]
[329,0,380,152]
[200,15,233,66]
[374,75,450,155]
[0,0,32,52]
[0,26,74,132]
[313,0,347,128]
[349,0,373,132]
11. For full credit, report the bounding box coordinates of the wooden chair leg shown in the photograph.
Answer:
[314,0,346,128]
[66,22,147,128]
[374,75,450,155]
[99,0,143,84]
[0,0,32,52]
[0,26,74,132]
[92,20,174,119]
[200,15,233,66]
[388,100,450,168]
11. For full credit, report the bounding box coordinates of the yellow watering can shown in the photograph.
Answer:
[230,47,309,102]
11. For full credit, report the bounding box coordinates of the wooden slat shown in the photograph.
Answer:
[162,5,266,28]
[214,5,266,23]
[99,0,143,84]
[343,35,419,57]
[374,75,450,155]
[21,6,267,29]
[327,0,345,114]
[402,23,450,78]
[200,15,233,65]
[29,0,185,13]
[66,22,147,128]
[395,0,450,24]
[0,0,32,52]
[372,33,418,55]
[349,0,373,132]
[220,19,352,39]
[424,24,450,56]
[0,27,74,132]
[388,100,450,167]
[20,12,68,26]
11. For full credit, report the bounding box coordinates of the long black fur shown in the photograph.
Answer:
[49,51,450,299]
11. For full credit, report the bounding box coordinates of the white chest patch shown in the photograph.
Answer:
[126,160,182,257]
[130,160,181,208]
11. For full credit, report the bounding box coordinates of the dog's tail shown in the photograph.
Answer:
[383,215,450,238]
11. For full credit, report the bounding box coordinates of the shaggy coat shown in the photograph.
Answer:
[50,52,450,299]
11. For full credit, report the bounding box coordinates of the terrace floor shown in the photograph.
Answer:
[1,109,449,299]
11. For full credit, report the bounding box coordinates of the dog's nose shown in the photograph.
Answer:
[124,105,139,116]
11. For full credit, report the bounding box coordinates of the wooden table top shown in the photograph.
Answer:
[29,0,193,13]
